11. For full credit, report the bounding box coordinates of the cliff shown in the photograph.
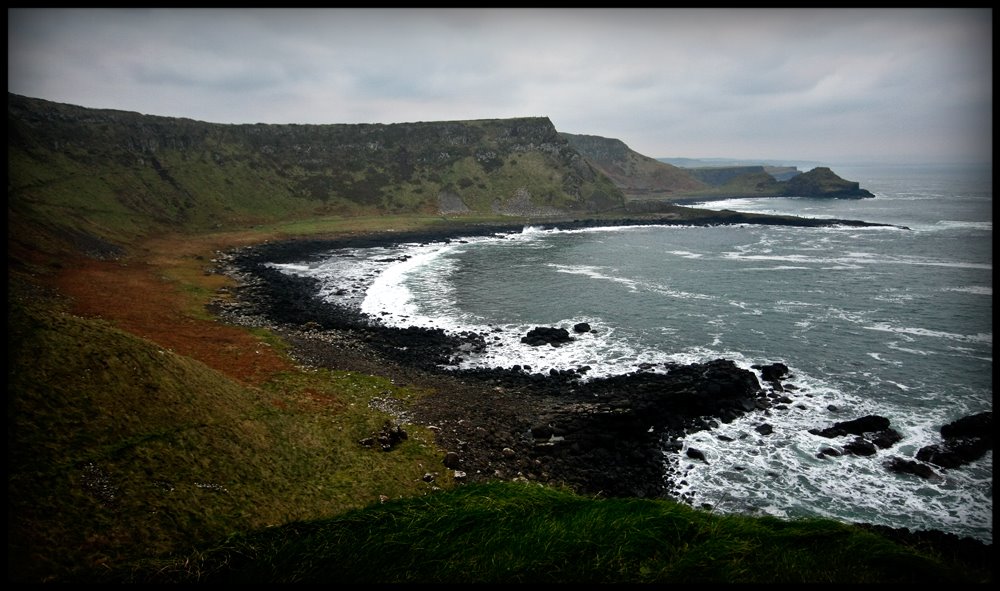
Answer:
[9,93,874,262]
[8,93,624,255]
[781,166,875,198]
[560,132,708,198]
[562,131,874,203]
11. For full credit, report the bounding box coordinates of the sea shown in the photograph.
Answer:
[270,162,992,543]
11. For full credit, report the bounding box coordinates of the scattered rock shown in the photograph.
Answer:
[443,451,461,469]
[358,421,408,451]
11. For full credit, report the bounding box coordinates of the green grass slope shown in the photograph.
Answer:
[7,289,450,583]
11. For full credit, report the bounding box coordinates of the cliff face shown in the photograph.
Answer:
[560,132,708,198]
[8,93,624,253]
[686,165,772,186]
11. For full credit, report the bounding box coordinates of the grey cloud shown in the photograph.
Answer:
[129,62,289,93]
[7,8,992,164]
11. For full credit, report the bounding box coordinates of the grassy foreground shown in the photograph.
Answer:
[7,215,991,583]
[110,482,983,584]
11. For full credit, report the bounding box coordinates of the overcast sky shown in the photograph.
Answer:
[8,8,992,165]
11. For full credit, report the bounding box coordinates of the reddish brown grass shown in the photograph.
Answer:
[48,232,297,386]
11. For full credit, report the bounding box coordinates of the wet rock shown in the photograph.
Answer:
[884,457,941,480]
[940,411,992,440]
[817,446,841,458]
[686,448,708,463]
[521,326,574,347]
[871,428,903,449]
[916,411,992,469]
[843,437,878,456]
[916,439,992,469]
[809,415,891,438]
[752,362,789,382]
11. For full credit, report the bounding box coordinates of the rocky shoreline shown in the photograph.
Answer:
[209,213,990,566]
